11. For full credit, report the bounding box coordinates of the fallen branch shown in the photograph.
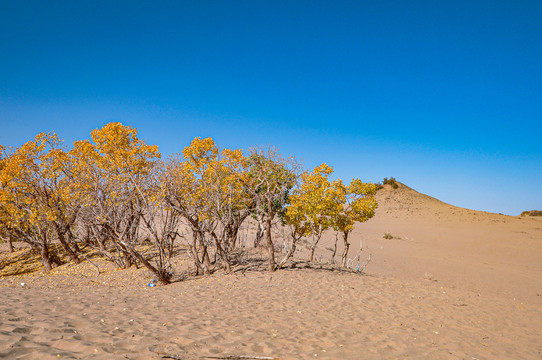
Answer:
[160,354,183,359]
[200,356,280,360]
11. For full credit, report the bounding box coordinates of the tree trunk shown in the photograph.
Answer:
[330,233,339,264]
[190,231,203,275]
[197,231,211,275]
[341,231,350,268]
[210,231,231,273]
[55,226,81,264]
[41,242,53,272]
[156,272,171,285]
[228,224,240,250]
[278,236,298,268]
[308,224,323,263]
[265,215,276,271]
[254,221,263,248]
[309,245,316,262]
[7,233,14,253]
[309,235,322,262]
[66,229,81,253]
[128,247,171,285]
[122,251,133,269]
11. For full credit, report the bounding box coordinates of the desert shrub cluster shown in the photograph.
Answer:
[520,210,542,217]
[382,177,399,189]
[0,123,378,284]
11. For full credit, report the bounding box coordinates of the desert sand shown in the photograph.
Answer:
[1,183,541,359]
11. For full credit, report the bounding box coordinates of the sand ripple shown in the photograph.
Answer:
[1,269,541,359]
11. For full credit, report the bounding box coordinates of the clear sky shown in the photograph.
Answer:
[1,1,541,215]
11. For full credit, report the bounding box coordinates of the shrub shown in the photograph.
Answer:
[383,177,399,189]
[520,210,542,217]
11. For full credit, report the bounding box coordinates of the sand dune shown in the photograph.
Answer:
[1,182,541,359]
[361,183,542,301]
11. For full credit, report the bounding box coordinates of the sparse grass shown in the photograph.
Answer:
[520,210,542,217]
[383,233,401,240]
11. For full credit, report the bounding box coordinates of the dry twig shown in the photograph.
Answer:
[200,356,280,360]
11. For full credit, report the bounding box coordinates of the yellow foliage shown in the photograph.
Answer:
[171,137,250,221]
[285,164,378,240]
[334,178,378,233]
[286,163,344,237]
[0,132,69,231]
[70,123,161,209]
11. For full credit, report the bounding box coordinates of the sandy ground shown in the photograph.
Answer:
[1,183,541,359]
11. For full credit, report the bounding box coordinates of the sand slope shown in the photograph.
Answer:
[312,183,542,302]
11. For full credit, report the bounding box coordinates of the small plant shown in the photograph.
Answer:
[383,177,399,189]
[383,232,393,240]
[520,210,542,217]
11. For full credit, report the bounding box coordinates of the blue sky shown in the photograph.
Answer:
[1,1,541,215]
